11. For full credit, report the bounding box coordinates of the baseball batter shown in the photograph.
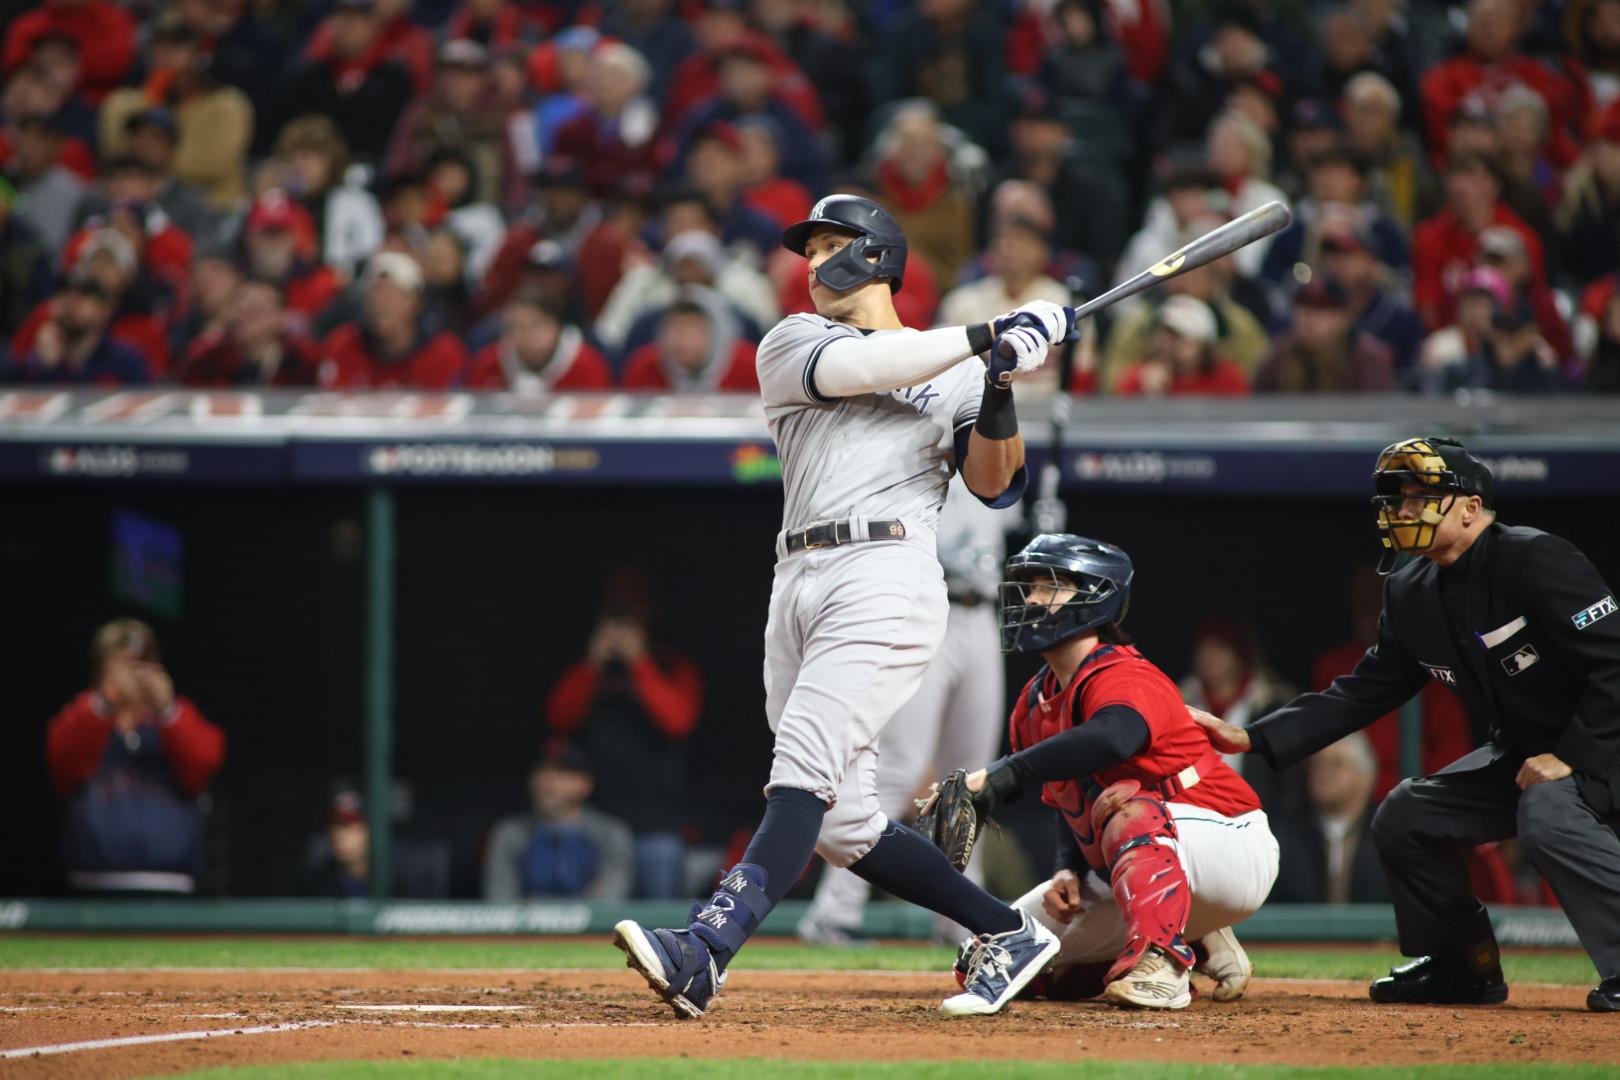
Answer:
[934,535,1279,1009]
[799,480,1009,943]
[614,194,1072,1019]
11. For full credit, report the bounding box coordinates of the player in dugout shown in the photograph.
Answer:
[1193,437,1620,1013]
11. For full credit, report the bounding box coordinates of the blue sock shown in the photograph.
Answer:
[850,822,1022,936]
[741,787,827,907]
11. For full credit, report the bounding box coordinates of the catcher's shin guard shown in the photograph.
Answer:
[1093,783,1195,984]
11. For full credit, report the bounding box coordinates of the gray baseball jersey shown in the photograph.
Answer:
[756,313,989,536]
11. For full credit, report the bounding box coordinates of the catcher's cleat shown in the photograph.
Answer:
[1194,926,1252,1003]
[612,920,726,1020]
[1102,944,1193,1010]
[940,912,1060,1016]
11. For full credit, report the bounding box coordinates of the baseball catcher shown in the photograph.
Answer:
[923,534,1279,1008]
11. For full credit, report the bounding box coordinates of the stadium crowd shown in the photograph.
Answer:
[1,0,1620,394]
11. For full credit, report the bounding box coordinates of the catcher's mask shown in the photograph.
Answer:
[999,534,1133,653]
[1371,436,1494,574]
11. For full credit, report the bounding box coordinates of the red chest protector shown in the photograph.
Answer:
[1008,646,1234,850]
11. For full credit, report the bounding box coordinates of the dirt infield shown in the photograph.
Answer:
[0,965,1613,1078]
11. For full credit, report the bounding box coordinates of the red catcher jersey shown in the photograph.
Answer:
[1010,645,1261,819]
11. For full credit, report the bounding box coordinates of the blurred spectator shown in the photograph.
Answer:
[1206,110,1288,279]
[680,121,782,259]
[423,147,506,282]
[596,214,777,356]
[1276,98,1346,205]
[166,249,241,360]
[677,39,826,193]
[1255,279,1395,393]
[552,41,660,196]
[0,177,51,339]
[308,0,435,95]
[1584,290,1620,390]
[319,252,468,389]
[11,225,170,377]
[1269,734,1390,904]
[178,278,322,387]
[868,101,981,290]
[749,0,867,162]
[1155,7,1278,146]
[73,197,196,333]
[3,0,136,104]
[448,0,533,51]
[482,745,633,901]
[261,116,385,275]
[74,139,216,251]
[45,619,224,893]
[475,158,597,320]
[990,89,1126,272]
[1445,297,1566,392]
[12,31,98,151]
[1113,295,1248,397]
[1420,0,1579,170]
[664,1,823,137]
[417,226,476,333]
[385,40,517,212]
[527,26,598,165]
[1412,153,1542,331]
[1113,165,1227,320]
[3,113,85,253]
[240,190,343,333]
[1310,564,1477,803]
[591,0,695,102]
[546,569,703,897]
[303,789,373,898]
[467,291,613,393]
[1416,265,1510,392]
[97,13,254,209]
[278,0,415,163]
[1474,225,1575,360]
[0,272,150,385]
[1343,71,1433,230]
[1102,232,1269,389]
[180,0,290,129]
[736,118,813,229]
[1556,101,1620,284]
[1569,0,1620,125]
[621,292,760,391]
[1178,616,1300,816]
[871,0,1004,149]
[1495,84,1563,209]
[1319,220,1426,377]
[1041,0,1130,107]
[936,217,1073,397]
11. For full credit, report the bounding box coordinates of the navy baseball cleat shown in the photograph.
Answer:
[612,920,726,1019]
[940,911,1060,1016]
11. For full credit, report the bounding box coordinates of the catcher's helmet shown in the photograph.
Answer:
[1000,534,1134,654]
[1371,436,1495,573]
[780,194,907,293]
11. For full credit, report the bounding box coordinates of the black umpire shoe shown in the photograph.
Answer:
[1589,976,1620,1013]
[1369,956,1509,1005]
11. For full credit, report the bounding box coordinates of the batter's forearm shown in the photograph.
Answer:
[812,324,993,397]
[962,429,1024,499]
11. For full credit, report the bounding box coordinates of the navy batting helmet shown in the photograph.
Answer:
[999,534,1134,654]
[780,194,907,293]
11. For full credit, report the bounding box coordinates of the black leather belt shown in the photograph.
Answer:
[784,519,906,553]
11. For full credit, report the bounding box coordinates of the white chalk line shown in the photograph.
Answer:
[335,1003,534,1012]
[0,1020,336,1059]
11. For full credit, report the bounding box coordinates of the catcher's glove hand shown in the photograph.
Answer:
[916,770,983,871]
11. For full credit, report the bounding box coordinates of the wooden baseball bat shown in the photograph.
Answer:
[997,201,1293,359]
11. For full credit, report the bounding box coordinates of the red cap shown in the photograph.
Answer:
[247,190,309,235]
[695,121,744,154]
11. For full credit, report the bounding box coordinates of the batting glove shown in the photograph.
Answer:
[987,324,1048,388]
[993,299,1075,345]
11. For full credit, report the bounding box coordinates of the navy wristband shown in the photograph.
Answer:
[966,322,994,356]
[974,383,1018,440]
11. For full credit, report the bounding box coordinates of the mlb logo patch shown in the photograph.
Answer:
[1573,595,1618,630]
[1422,663,1457,686]
[1502,645,1540,676]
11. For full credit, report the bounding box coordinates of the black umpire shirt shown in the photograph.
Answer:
[1248,522,1620,815]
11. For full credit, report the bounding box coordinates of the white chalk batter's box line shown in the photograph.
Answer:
[0,1017,665,1058]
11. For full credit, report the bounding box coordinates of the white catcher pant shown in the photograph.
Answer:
[763,534,949,866]
[1015,805,1280,970]
[803,601,1004,926]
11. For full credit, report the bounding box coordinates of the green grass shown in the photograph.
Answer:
[0,935,1598,985]
[174,1060,1620,1080]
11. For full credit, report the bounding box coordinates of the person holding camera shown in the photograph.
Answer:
[546,569,702,898]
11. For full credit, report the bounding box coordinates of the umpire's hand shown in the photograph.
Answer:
[1189,706,1251,754]
[1043,869,1084,924]
[1517,753,1572,790]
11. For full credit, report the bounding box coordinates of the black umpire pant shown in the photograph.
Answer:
[1371,744,1620,979]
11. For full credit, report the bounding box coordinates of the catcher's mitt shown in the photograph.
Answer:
[915,770,985,871]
